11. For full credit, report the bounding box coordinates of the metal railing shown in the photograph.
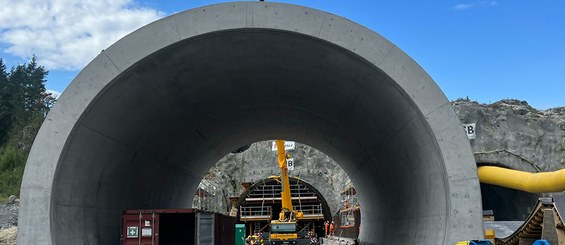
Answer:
[294,204,323,218]
[340,196,359,210]
[247,183,315,198]
[240,206,272,220]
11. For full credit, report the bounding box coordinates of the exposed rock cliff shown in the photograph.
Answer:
[453,99,565,220]
[195,141,349,215]
[453,99,565,171]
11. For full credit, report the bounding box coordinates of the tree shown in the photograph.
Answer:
[0,59,13,143]
[0,56,55,198]
[24,56,52,113]
[7,56,53,130]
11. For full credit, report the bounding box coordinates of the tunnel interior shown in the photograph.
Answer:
[51,29,449,244]
[480,183,539,221]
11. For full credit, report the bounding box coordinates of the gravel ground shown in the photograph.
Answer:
[0,203,18,229]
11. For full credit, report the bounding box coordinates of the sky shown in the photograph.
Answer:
[0,0,563,109]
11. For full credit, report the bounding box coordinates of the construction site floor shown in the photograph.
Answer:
[321,236,356,245]
[484,221,524,238]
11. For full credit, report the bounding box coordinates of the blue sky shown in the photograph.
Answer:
[1,0,563,109]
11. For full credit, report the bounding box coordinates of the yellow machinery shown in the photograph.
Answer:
[269,140,303,244]
[478,166,565,193]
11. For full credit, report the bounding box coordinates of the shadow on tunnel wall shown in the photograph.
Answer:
[481,183,540,221]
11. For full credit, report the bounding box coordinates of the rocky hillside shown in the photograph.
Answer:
[196,99,565,220]
[453,99,563,220]
[453,99,565,171]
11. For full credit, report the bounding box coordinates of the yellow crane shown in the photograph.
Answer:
[269,140,303,244]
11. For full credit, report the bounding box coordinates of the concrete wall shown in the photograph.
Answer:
[18,2,482,244]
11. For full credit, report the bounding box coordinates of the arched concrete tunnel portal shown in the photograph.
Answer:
[18,2,482,244]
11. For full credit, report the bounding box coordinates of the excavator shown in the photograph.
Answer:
[269,140,304,245]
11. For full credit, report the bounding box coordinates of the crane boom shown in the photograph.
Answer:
[276,140,293,212]
[269,140,302,243]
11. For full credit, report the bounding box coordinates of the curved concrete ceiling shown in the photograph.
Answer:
[18,2,482,244]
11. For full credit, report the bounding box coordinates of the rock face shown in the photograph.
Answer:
[197,99,565,221]
[453,99,565,171]
[453,99,565,220]
[195,141,349,215]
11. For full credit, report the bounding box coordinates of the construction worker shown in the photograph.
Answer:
[324,221,329,236]
[251,233,263,245]
[329,221,335,236]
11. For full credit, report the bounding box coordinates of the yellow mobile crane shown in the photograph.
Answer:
[269,140,303,245]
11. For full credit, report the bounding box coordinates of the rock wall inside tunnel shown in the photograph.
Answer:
[18,2,482,245]
[195,141,350,215]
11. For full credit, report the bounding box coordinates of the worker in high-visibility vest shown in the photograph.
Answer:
[250,233,263,245]
[329,221,335,236]
[324,221,329,236]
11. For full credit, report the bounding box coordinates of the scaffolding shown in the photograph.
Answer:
[239,177,324,221]
[240,206,272,221]
[339,182,359,228]
[192,179,225,213]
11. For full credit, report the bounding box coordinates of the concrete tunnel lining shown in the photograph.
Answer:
[18,2,482,244]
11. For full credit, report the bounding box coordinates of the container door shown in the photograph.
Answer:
[196,212,214,245]
[122,212,158,245]
[139,212,158,245]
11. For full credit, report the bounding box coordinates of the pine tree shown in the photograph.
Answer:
[7,56,52,130]
[0,59,12,144]
[24,56,51,113]
[0,56,54,198]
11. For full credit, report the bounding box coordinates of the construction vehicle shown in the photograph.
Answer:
[269,140,304,245]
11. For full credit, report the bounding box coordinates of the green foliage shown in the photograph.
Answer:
[0,146,26,200]
[0,56,54,199]
[0,59,12,144]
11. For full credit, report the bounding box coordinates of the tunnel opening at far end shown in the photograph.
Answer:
[194,141,359,240]
[48,29,452,244]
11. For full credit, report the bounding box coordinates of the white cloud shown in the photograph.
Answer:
[0,0,165,70]
[453,3,475,10]
[46,89,62,99]
[453,1,498,10]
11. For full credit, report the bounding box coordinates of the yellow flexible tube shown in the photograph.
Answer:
[478,166,565,193]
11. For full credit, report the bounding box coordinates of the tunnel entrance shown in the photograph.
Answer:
[480,183,539,221]
[18,2,482,245]
[236,177,332,240]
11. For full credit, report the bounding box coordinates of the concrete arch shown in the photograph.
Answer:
[18,2,482,244]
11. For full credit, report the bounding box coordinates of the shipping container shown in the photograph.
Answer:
[121,209,234,245]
